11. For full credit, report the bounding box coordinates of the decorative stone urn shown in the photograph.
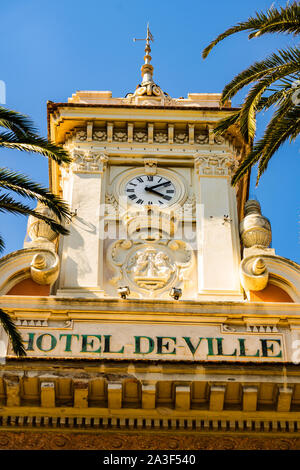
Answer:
[240,200,272,248]
[27,203,59,244]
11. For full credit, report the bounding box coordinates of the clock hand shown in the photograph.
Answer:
[145,181,171,191]
[145,188,170,200]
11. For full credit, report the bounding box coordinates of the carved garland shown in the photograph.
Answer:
[73,127,224,146]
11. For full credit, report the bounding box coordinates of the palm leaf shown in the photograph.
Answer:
[231,104,300,185]
[202,2,300,58]
[213,111,241,135]
[0,168,71,221]
[248,2,300,38]
[221,46,300,104]
[0,193,69,242]
[256,106,300,180]
[0,233,5,253]
[0,131,71,165]
[0,106,38,136]
[238,67,300,143]
[0,308,26,356]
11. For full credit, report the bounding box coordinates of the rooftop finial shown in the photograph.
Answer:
[133,23,155,85]
[127,25,170,102]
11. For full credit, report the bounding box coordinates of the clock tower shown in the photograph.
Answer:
[49,27,247,302]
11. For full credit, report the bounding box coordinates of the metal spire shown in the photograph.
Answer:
[133,23,155,85]
[127,24,170,101]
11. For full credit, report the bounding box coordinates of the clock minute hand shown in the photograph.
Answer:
[145,188,170,200]
[145,181,171,191]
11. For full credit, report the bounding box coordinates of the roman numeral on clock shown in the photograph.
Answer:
[136,199,144,204]
[128,194,137,200]
[136,177,143,183]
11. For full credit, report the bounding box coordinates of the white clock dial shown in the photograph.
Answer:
[125,174,176,206]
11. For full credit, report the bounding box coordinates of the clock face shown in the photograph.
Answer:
[125,174,176,206]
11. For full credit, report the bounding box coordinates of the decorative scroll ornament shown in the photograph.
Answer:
[194,154,237,176]
[71,151,108,173]
[240,255,269,292]
[121,206,178,240]
[107,239,193,297]
[144,158,157,175]
[30,251,60,285]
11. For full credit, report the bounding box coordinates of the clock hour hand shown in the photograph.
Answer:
[145,181,171,191]
[145,188,170,200]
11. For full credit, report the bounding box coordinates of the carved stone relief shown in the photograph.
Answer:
[71,151,108,173]
[113,131,127,142]
[1,431,300,450]
[76,130,87,141]
[107,239,193,297]
[194,155,236,176]
[133,131,147,142]
[154,131,168,143]
[214,135,226,145]
[174,132,188,144]
[195,132,209,144]
[143,158,157,175]
[93,130,107,141]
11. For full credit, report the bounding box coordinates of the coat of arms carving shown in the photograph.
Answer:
[107,240,193,297]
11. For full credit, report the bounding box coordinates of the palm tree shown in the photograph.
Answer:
[0,105,72,356]
[202,1,300,185]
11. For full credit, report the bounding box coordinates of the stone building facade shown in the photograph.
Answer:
[0,32,299,450]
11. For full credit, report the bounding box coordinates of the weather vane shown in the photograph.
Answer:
[133,23,154,46]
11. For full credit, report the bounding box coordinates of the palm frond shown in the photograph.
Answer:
[0,309,26,356]
[256,105,300,181]
[213,111,241,135]
[0,131,71,165]
[248,2,300,38]
[202,2,300,58]
[0,233,5,253]
[221,46,300,104]
[231,104,300,185]
[0,168,71,221]
[0,106,38,136]
[0,193,69,236]
[238,67,300,143]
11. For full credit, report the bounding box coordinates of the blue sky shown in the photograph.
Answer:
[1,0,299,263]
